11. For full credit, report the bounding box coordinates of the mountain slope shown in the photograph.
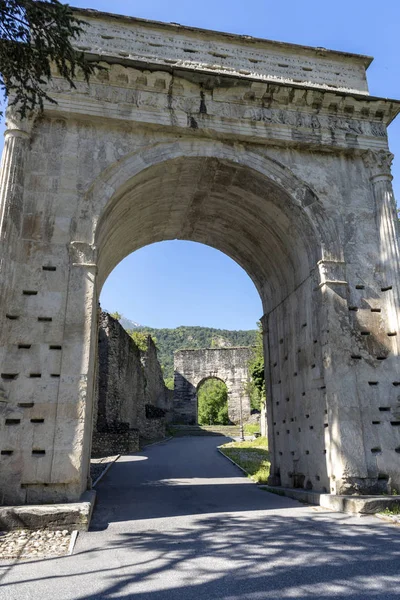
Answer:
[127,324,258,380]
[120,316,142,330]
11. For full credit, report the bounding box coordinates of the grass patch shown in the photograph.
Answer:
[381,505,400,516]
[220,437,270,483]
[244,423,261,435]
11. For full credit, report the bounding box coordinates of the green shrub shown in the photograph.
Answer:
[198,379,230,425]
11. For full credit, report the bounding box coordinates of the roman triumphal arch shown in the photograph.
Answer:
[174,347,254,424]
[1,9,400,505]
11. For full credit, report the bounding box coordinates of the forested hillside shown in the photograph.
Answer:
[133,324,257,381]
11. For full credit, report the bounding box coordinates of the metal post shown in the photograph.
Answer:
[239,393,244,441]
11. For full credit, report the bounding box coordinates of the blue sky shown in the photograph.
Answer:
[101,241,263,329]
[2,0,400,329]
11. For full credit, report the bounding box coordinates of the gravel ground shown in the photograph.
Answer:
[0,455,118,562]
[0,529,71,561]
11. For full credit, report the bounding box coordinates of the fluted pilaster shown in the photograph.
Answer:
[0,108,36,323]
[363,149,400,350]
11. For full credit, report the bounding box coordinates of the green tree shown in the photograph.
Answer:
[197,379,230,425]
[247,379,263,412]
[163,376,174,390]
[128,330,149,352]
[0,0,98,118]
[247,321,266,410]
[110,311,122,321]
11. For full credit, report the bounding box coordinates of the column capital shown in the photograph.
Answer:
[259,313,268,333]
[4,106,38,140]
[362,149,394,181]
[69,241,98,268]
[316,259,347,289]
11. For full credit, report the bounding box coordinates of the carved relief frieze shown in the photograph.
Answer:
[49,67,390,147]
[241,106,385,138]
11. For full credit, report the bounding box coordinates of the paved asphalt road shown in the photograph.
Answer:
[1,436,400,599]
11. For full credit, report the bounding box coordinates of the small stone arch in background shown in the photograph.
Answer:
[174,347,254,425]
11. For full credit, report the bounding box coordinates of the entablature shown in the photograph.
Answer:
[45,61,399,153]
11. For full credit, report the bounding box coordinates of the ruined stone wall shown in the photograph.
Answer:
[174,347,254,424]
[96,312,143,433]
[141,337,173,418]
[91,429,140,457]
[92,312,171,455]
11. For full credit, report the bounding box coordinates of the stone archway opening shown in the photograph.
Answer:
[197,377,229,426]
[1,11,399,506]
[92,238,261,451]
[92,150,327,493]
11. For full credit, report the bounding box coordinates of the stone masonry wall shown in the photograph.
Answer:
[92,312,172,455]
[141,337,173,418]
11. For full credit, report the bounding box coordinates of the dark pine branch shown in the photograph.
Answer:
[0,0,99,118]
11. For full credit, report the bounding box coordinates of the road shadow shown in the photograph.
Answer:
[2,511,400,599]
[89,436,294,529]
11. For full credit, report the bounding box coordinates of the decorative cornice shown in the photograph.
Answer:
[44,65,395,153]
[50,61,398,127]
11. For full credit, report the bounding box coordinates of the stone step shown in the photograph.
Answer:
[172,425,240,437]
